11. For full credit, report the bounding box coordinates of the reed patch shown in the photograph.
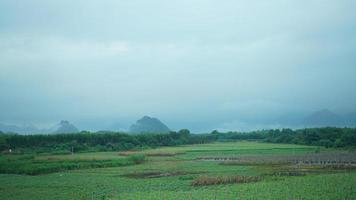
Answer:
[191,175,261,186]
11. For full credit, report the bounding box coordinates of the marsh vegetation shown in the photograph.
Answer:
[1,139,356,199]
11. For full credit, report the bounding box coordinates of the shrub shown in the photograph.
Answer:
[127,154,145,164]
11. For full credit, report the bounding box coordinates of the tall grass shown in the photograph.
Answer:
[192,175,261,186]
[0,154,144,175]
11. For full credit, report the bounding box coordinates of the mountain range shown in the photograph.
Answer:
[1,110,355,134]
[0,120,79,134]
[0,123,38,134]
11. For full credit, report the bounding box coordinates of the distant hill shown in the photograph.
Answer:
[53,120,79,134]
[129,116,170,133]
[302,109,356,127]
[272,109,356,129]
[344,112,356,126]
[303,109,343,127]
[0,120,79,134]
[0,123,39,134]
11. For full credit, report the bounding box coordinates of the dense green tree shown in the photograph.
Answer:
[0,127,355,153]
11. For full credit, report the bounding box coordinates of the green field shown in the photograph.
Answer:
[1,141,355,200]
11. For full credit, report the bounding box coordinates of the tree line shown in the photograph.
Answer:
[214,127,356,148]
[0,127,355,153]
[0,129,216,153]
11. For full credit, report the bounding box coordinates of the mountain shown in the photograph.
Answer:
[53,120,79,134]
[344,112,356,127]
[129,116,170,133]
[0,123,39,134]
[303,109,344,127]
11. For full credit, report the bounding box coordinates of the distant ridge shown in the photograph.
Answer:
[129,116,170,133]
[302,109,356,127]
[53,120,79,134]
[0,123,39,134]
[344,112,356,126]
[303,109,342,127]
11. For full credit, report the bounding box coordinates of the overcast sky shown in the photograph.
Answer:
[1,0,356,132]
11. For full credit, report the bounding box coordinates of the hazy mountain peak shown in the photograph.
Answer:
[316,109,335,115]
[53,120,79,134]
[129,116,170,133]
[303,109,342,127]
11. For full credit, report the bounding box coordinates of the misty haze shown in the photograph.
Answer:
[1,1,355,133]
[1,1,356,200]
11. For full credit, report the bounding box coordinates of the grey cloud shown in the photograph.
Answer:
[0,0,355,131]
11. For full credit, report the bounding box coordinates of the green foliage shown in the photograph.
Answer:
[0,154,140,175]
[217,127,356,148]
[128,154,146,164]
[261,127,356,147]
[0,128,355,156]
[1,142,356,200]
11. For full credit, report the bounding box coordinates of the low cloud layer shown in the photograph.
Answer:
[1,0,356,132]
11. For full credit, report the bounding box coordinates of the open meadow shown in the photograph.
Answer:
[1,141,356,200]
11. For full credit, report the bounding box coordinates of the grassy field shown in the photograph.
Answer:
[1,141,355,200]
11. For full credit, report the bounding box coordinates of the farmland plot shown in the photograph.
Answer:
[0,141,355,200]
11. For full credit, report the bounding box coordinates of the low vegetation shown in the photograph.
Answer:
[122,171,200,179]
[205,151,356,166]
[127,154,146,164]
[0,154,145,175]
[192,175,261,186]
[1,140,356,199]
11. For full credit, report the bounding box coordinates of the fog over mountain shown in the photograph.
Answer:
[129,116,170,134]
[0,1,355,132]
[0,120,80,134]
[52,120,79,134]
[0,123,39,134]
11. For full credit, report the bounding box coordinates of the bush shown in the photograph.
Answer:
[318,139,333,148]
[128,154,146,164]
